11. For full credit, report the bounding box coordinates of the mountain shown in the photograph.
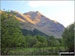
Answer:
[0,10,65,38]
[23,11,64,38]
[13,11,64,38]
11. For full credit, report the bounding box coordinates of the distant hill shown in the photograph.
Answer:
[0,10,65,38]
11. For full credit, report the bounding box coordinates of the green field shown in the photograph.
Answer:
[8,47,65,55]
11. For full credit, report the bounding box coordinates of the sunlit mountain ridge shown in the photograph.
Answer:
[0,10,65,38]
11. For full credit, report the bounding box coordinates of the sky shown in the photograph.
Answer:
[1,1,74,27]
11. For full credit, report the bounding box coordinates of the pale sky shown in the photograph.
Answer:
[1,1,74,27]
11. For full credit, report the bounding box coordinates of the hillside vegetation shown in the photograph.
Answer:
[1,11,74,55]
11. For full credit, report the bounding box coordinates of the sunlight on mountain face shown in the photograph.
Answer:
[0,11,26,22]
[14,11,64,38]
[25,14,41,24]
[14,16,26,22]
[52,20,58,24]
[10,14,13,16]
[0,10,65,38]
[0,10,58,25]
[25,15,31,17]
[14,11,59,25]
[24,15,36,24]
[14,11,35,24]
[14,11,41,24]
[36,11,41,16]
[33,18,40,24]
[0,11,2,14]
[0,10,40,24]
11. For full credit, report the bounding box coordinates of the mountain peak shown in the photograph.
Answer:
[1,10,64,38]
[10,11,59,24]
[36,11,40,14]
[24,11,41,15]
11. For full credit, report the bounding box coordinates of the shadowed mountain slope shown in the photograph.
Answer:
[0,10,64,38]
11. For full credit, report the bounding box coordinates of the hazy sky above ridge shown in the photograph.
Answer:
[1,1,74,27]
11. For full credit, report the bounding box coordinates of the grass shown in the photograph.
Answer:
[8,47,65,55]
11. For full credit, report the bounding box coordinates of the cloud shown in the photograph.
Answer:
[28,1,74,27]
[28,1,73,8]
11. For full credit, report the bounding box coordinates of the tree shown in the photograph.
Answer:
[48,36,60,47]
[62,23,74,51]
[1,11,25,54]
[33,35,48,48]
[33,42,48,48]
[36,35,47,43]
[25,35,38,47]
